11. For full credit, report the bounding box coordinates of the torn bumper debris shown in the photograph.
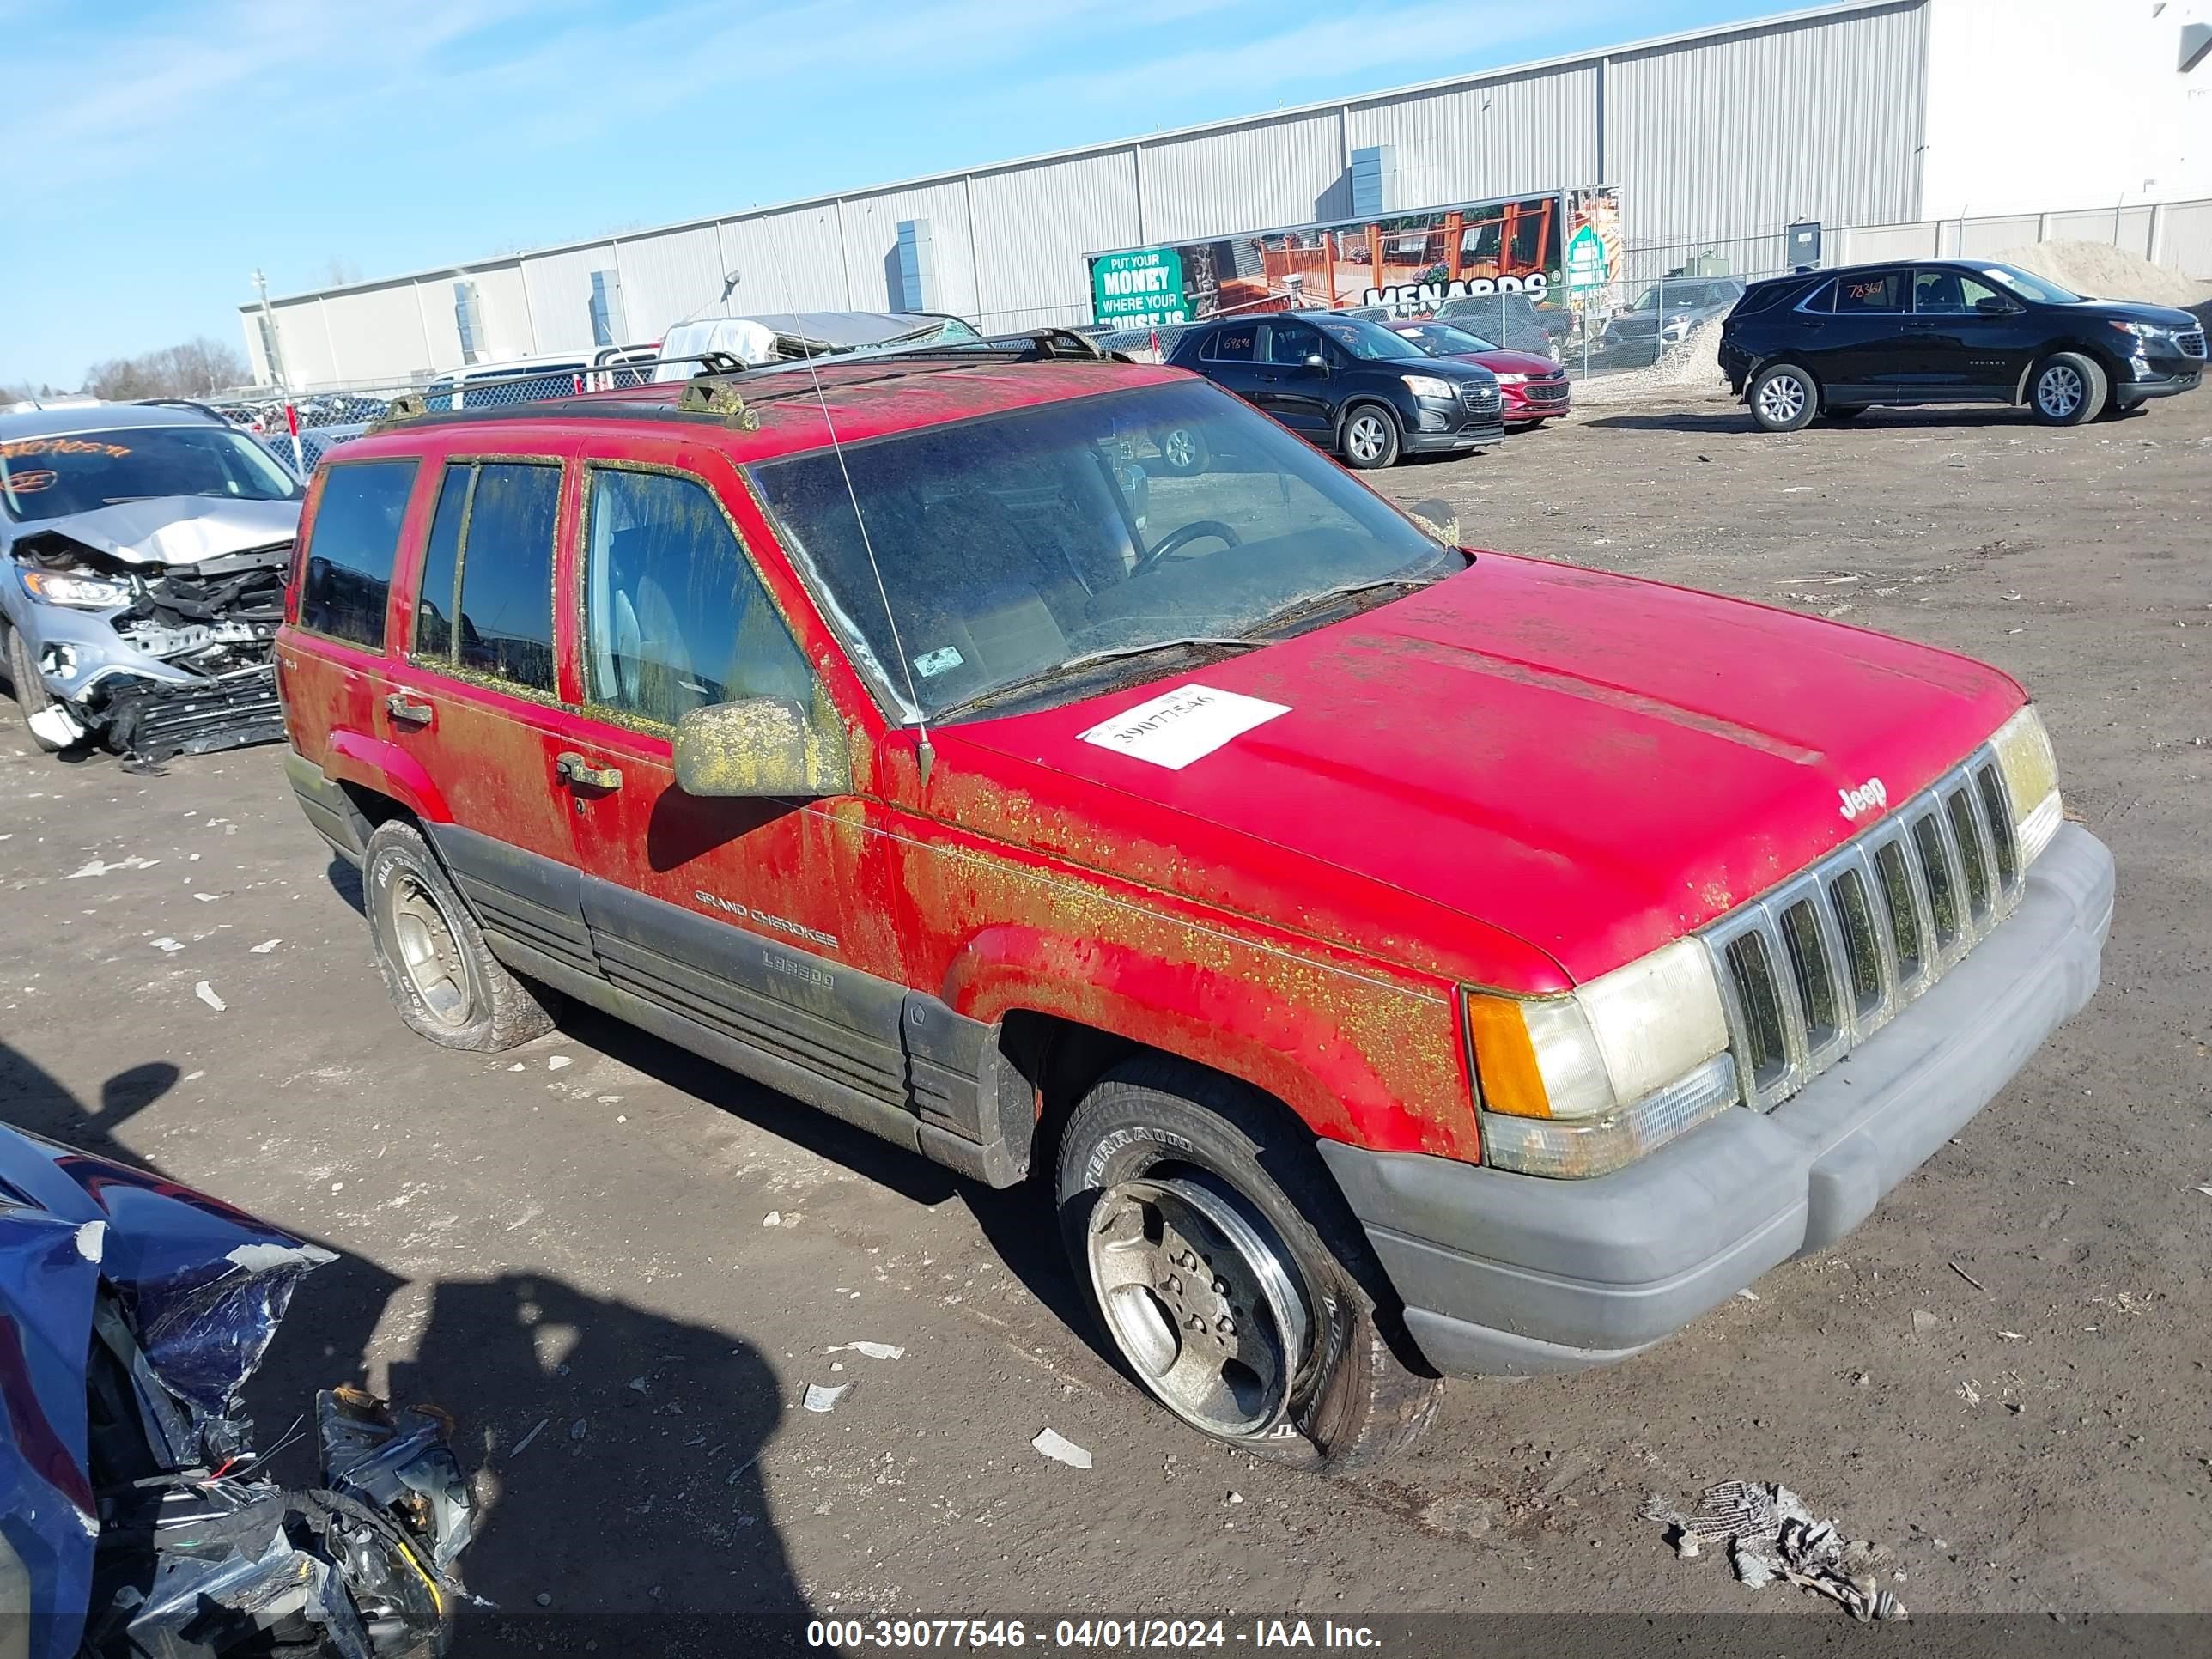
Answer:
[0,1125,473,1658]
[1643,1480,1906,1621]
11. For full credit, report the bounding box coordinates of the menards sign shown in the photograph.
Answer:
[1085,186,1620,325]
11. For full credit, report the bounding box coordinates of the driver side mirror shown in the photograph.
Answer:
[1303,353,1331,376]
[674,696,852,799]
[1403,497,1461,549]
[1973,297,2016,315]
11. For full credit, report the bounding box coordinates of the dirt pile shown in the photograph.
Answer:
[1572,322,1730,404]
[1986,238,2212,308]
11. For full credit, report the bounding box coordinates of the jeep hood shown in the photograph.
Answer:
[15,495,299,566]
[933,555,2024,990]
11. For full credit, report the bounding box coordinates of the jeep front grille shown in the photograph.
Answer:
[1702,750,2022,1113]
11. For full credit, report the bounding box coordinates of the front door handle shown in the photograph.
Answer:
[556,751,623,792]
[385,691,434,725]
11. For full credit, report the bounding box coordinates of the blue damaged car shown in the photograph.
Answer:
[0,1122,472,1657]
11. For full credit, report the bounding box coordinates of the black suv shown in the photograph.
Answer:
[1720,259,2207,432]
[1166,311,1503,469]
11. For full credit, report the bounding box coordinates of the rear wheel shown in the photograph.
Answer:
[4,622,66,751]
[1055,1057,1442,1472]
[1748,363,1818,432]
[1340,404,1402,470]
[2027,352,2106,425]
[362,820,558,1051]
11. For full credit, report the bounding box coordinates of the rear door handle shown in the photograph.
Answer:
[385,691,434,725]
[556,751,623,792]
[1904,319,1936,330]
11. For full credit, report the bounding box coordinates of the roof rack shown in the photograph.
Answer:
[133,398,228,421]
[367,330,1131,434]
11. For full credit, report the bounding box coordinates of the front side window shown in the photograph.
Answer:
[1262,323,1324,365]
[750,380,1452,724]
[1312,316,1422,361]
[1833,270,1905,313]
[583,467,814,728]
[453,462,562,691]
[1914,269,2007,314]
[299,459,418,647]
[1,423,301,521]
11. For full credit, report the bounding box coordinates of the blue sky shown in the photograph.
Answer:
[2,0,1836,390]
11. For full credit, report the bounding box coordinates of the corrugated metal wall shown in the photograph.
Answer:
[247,1,1942,386]
[1345,64,1602,211]
[1607,0,1927,282]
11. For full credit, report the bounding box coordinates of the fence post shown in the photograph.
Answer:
[2148,202,2168,271]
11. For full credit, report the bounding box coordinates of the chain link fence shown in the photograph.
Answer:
[228,198,2211,470]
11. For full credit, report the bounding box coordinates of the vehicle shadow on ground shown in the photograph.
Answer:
[1583,407,2088,434]
[0,1039,818,1651]
[318,867,1112,1375]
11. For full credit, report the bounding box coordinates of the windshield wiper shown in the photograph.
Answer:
[1255,574,1445,629]
[929,635,1261,723]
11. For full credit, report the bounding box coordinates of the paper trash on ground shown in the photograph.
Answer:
[1642,1480,1905,1621]
[1031,1428,1093,1469]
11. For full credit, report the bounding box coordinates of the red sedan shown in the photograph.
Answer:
[1382,320,1571,428]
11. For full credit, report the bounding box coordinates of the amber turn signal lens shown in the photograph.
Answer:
[1462,994,1553,1119]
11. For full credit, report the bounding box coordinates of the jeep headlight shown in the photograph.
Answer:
[21,568,133,610]
[1401,374,1456,400]
[1990,702,2062,867]
[1465,938,1738,1177]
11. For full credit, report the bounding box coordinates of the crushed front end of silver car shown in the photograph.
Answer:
[9,496,294,762]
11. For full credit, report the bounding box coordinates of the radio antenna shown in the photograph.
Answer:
[760,230,934,783]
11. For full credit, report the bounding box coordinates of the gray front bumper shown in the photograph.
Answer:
[1320,823,2114,1377]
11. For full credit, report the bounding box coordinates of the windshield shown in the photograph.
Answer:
[0,424,303,521]
[1389,323,1497,355]
[1632,281,1738,311]
[1311,316,1425,362]
[1979,264,2080,305]
[750,380,1453,722]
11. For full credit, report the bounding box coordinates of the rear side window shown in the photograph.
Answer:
[582,467,814,728]
[455,463,562,692]
[1202,328,1255,362]
[1833,270,1905,313]
[300,459,418,647]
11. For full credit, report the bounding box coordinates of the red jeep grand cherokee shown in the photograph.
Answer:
[277,335,2112,1470]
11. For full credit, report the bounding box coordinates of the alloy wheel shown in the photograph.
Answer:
[389,874,472,1026]
[1085,1173,1310,1439]
[2036,365,2084,420]
[1756,374,1807,425]
[1346,414,1390,463]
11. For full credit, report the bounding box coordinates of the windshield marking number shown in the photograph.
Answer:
[1078,684,1290,771]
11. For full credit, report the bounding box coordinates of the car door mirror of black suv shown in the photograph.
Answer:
[673,696,852,799]
[1303,354,1330,375]
[1973,297,2019,316]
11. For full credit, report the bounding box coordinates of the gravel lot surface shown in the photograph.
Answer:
[3,389,2208,1638]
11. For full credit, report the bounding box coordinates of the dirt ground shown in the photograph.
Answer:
[3,388,2209,1640]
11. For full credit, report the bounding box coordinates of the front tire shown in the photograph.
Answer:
[362,819,558,1051]
[1748,363,1818,432]
[4,622,66,751]
[1055,1057,1442,1472]
[1339,404,1402,470]
[1156,424,1209,477]
[2027,352,2106,425]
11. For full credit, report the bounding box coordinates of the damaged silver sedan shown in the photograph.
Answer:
[1,402,301,763]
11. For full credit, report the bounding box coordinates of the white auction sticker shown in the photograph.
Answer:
[1077,684,1290,770]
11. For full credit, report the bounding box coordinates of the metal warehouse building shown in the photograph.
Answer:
[242,0,2212,389]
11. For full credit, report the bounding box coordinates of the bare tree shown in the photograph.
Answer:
[83,337,250,402]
